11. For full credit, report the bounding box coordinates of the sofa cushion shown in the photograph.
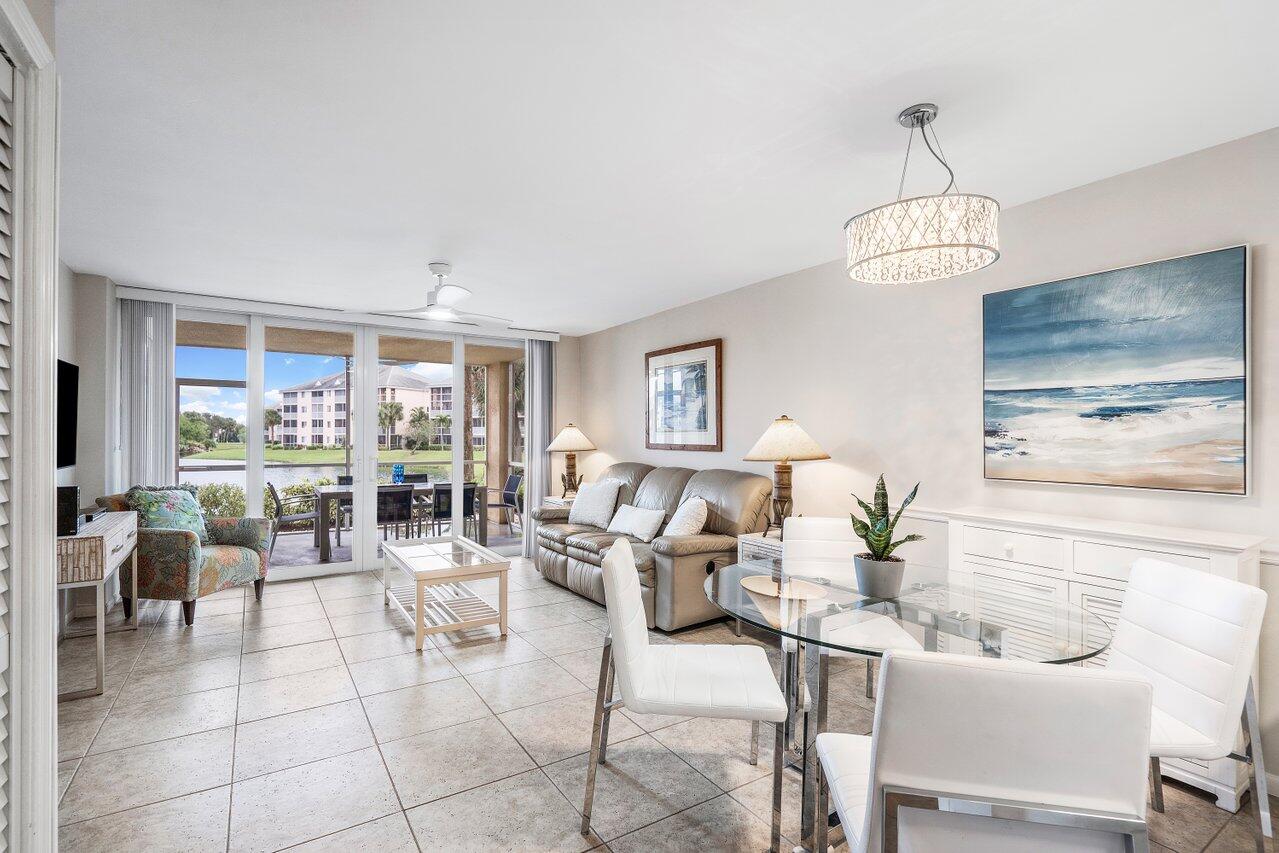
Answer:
[632,467,696,523]
[604,541,656,588]
[679,469,773,536]
[538,522,599,546]
[197,545,261,597]
[565,530,642,559]
[597,462,655,507]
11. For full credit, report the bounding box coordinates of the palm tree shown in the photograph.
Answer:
[378,401,404,448]
[264,407,282,442]
[430,413,451,452]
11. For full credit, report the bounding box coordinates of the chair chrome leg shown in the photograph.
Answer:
[771,721,785,853]
[581,639,612,836]
[750,720,760,766]
[598,652,616,765]
[1149,757,1164,813]
[1245,679,1273,839]
[865,658,875,700]
[816,749,831,853]
[1127,826,1151,853]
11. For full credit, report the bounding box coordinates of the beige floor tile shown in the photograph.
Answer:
[361,676,491,743]
[203,586,247,601]
[609,792,780,853]
[436,632,546,675]
[59,785,231,853]
[380,716,535,808]
[133,632,243,673]
[499,690,644,766]
[151,610,245,638]
[553,647,611,689]
[313,571,385,601]
[239,639,344,684]
[464,658,587,714]
[241,601,328,631]
[228,746,399,852]
[519,621,607,657]
[529,585,588,604]
[233,699,375,781]
[60,726,234,825]
[58,759,79,802]
[728,765,805,843]
[543,733,721,841]
[319,592,387,618]
[480,588,548,611]
[346,647,459,696]
[1149,777,1236,851]
[405,767,601,852]
[556,597,608,621]
[58,707,108,761]
[620,707,692,733]
[650,716,770,791]
[251,584,321,610]
[90,685,239,754]
[115,655,241,707]
[241,618,335,654]
[1204,792,1278,851]
[506,602,589,633]
[285,812,418,852]
[337,627,425,664]
[236,665,356,723]
[327,608,406,638]
[161,595,245,619]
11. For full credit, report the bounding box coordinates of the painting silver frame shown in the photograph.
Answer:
[982,244,1250,497]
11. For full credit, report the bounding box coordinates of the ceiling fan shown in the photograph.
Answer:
[372,261,512,328]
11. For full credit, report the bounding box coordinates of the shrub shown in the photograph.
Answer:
[194,481,247,518]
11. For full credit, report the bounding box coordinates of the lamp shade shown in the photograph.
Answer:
[845,193,1000,285]
[546,423,596,453]
[743,416,830,463]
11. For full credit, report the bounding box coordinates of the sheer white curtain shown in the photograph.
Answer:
[522,339,555,557]
[118,299,176,489]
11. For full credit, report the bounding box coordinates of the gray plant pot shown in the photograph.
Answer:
[854,554,905,599]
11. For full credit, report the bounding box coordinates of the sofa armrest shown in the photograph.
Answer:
[651,533,740,557]
[532,506,571,522]
[207,517,271,552]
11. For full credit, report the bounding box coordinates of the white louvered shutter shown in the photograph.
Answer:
[0,50,14,850]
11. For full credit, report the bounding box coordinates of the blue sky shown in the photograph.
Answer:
[984,247,1245,391]
[177,346,451,424]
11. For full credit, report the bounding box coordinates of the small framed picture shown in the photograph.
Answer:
[645,338,722,451]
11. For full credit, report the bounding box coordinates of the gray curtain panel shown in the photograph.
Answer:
[522,339,555,557]
[118,299,176,489]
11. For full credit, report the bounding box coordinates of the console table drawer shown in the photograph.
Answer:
[962,525,1065,571]
[1074,540,1208,583]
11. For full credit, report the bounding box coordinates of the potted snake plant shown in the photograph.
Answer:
[849,475,923,599]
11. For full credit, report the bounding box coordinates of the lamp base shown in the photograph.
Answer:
[770,462,793,540]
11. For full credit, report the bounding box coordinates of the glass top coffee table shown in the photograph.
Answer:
[382,536,510,651]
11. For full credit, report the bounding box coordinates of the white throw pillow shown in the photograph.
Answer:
[568,480,621,528]
[663,496,708,537]
[607,503,666,543]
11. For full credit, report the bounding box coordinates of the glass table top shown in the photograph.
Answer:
[705,558,1112,664]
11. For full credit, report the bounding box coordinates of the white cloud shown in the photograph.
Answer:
[181,400,213,414]
[285,357,295,365]
[409,362,452,383]
[264,389,282,405]
[181,386,220,401]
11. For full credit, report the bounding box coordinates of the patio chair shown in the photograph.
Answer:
[267,482,320,563]
[334,475,354,546]
[425,482,477,537]
[377,485,416,540]
[500,471,523,535]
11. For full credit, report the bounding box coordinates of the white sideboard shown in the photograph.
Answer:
[938,506,1266,811]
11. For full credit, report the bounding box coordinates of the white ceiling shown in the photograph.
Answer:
[57,1,1279,335]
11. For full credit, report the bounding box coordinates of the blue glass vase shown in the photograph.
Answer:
[392,463,404,484]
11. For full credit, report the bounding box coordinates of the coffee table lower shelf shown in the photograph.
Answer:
[386,581,504,647]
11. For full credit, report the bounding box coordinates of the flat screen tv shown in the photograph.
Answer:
[57,359,78,469]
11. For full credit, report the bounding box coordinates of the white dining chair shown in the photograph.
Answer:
[1106,558,1271,851]
[783,516,924,699]
[583,537,790,850]
[816,649,1154,852]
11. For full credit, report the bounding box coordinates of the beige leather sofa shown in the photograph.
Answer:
[532,462,772,631]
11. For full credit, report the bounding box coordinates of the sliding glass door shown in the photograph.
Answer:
[463,337,527,555]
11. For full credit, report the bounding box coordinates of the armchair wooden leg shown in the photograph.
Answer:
[1149,757,1164,813]
[122,596,133,620]
[254,578,265,601]
[181,599,196,626]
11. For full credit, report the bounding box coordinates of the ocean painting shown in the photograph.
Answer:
[983,246,1246,494]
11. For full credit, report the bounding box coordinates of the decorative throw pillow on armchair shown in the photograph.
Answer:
[126,486,211,544]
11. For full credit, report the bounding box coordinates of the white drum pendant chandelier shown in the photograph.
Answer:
[845,103,999,284]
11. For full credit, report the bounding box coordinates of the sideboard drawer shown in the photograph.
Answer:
[963,524,1065,571]
[1073,540,1209,583]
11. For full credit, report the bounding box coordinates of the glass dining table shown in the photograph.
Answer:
[704,556,1114,852]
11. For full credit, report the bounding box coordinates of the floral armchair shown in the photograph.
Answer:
[97,489,271,625]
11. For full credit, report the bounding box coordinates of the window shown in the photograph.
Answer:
[311,390,324,399]
[175,318,249,516]
[283,404,298,413]
[311,419,324,428]
[311,434,323,445]
[334,403,345,413]
[334,419,346,428]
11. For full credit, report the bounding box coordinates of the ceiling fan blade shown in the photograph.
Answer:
[368,305,432,315]
[456,310,513,328]
[436,283,472,307]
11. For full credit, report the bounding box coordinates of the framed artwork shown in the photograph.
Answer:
[646,338,722,451]
[983,245,1247,495]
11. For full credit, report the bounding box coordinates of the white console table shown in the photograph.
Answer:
[940,506,1265,811]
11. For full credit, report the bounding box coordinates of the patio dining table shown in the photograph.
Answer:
[313,483,489,561]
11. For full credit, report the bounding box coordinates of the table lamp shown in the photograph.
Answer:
[744,415,830,537]
[547,423,596,497]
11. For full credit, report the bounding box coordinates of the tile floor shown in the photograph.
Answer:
[56,559,1275,852]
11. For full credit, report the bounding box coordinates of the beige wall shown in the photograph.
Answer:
[571,127,1279,761]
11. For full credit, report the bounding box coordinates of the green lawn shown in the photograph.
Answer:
[182,442,484,465]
